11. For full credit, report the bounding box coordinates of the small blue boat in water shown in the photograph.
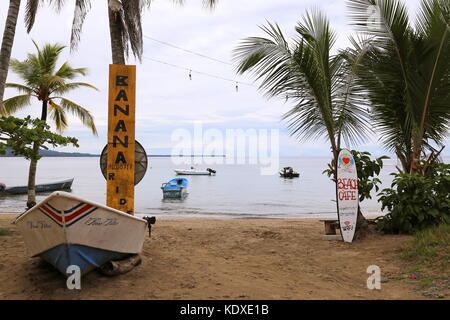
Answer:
[161,178,189,199]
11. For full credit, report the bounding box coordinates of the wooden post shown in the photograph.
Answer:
[106,64,136,215]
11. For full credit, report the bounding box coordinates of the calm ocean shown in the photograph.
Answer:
[1,156,447,219]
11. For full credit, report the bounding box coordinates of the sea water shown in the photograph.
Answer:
[0,156,444,219]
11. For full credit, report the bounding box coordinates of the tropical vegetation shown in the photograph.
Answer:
[2,42,97,208]
[234,0,450,236]
[0,115,78,161]
[346,0,450,174]
[377,163,450,234]
[233,9,372,228]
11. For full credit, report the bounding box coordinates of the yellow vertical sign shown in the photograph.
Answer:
[106,64,136,215]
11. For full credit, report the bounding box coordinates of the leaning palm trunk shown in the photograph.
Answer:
[26,100,48,208]
[0,0,21,111]
[26,143,39,208]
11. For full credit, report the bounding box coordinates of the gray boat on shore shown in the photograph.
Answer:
[0,178,74,195]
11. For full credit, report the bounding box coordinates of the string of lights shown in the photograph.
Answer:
[142,56,257,91]
[143,35,232,66]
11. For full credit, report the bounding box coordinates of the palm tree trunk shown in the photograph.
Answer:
[108,4,126,65]
[26,143,39,208]
[0,0,21,110]
[27,100,48,209]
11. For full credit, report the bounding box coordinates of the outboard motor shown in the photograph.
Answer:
[0,183,5,192]
[207,168,216,174]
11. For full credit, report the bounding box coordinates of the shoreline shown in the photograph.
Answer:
[0,213,435,300]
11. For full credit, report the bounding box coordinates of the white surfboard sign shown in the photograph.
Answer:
[337,149,359,243]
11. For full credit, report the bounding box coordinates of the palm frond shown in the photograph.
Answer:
[2,94,32,115]
[233,21,292,99]
[51,82,99,95]
[48,100,68,132]
[55,62,88,79]
[4,83,34,94]
[70,0,92,51]
[25,0,40,33]
[55,97,98,135]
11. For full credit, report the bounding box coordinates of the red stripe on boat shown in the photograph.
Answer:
[41,205,63,223]
[65,204,94,222]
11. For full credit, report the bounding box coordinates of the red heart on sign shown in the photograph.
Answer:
[343,157,350,165]
[344,221,350,226]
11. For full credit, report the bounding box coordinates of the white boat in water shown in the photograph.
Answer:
[174,167,216,176]
[14,191,149,276]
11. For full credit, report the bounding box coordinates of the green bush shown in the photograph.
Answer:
[377,163,450,234]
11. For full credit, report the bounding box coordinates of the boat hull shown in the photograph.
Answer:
[3,178,74,195]
[174,170,213,175]
[40,244,128,276]
[14,192,148,276]
[162,188,188,199]
[279,173,300,178]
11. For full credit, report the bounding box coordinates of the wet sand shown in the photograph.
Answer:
[0,214,430,299]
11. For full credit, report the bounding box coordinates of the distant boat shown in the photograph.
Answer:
[0,178,74,195]
[279,167,300,178]
[14,191,148,276]
[161,178,189,199]
[174,167,216,176]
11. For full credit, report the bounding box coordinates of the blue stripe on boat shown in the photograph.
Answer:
[64,202,85,214]
[46,203,62,213]
[39,244,127,276]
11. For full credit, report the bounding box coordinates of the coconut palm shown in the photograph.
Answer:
[2,41,98,207]
[233,9,372,233]
[49,0,218,65]
[0,0,47,111]
[233,9,371,174]
[347,0,450,174]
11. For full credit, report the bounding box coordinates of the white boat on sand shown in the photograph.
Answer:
[174,167,216,176]
[14,191,149,276]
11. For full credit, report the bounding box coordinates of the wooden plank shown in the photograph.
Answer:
[324,221,338,235]
[106,64,136,215]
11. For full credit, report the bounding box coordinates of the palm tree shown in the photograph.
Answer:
[0,0,47,111]
[347,0,450,174]
[49,0,218,65]
[233,9,372,233]
[2,41,98,208]
[233,10,371,176]
[0,0,22,112]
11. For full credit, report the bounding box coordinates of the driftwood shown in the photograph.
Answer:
[99,254,142,276]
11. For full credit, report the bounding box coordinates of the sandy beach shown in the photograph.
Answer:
[0,214,434,300]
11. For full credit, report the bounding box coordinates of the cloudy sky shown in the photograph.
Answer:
[2,0,447,157]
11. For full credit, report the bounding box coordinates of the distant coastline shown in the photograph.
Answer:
[0,148,226,158]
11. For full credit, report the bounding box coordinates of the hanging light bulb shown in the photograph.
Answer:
[189,70,192,80]
[235,82,239,92]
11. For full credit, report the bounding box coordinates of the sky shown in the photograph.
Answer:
[1,0,448,157]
